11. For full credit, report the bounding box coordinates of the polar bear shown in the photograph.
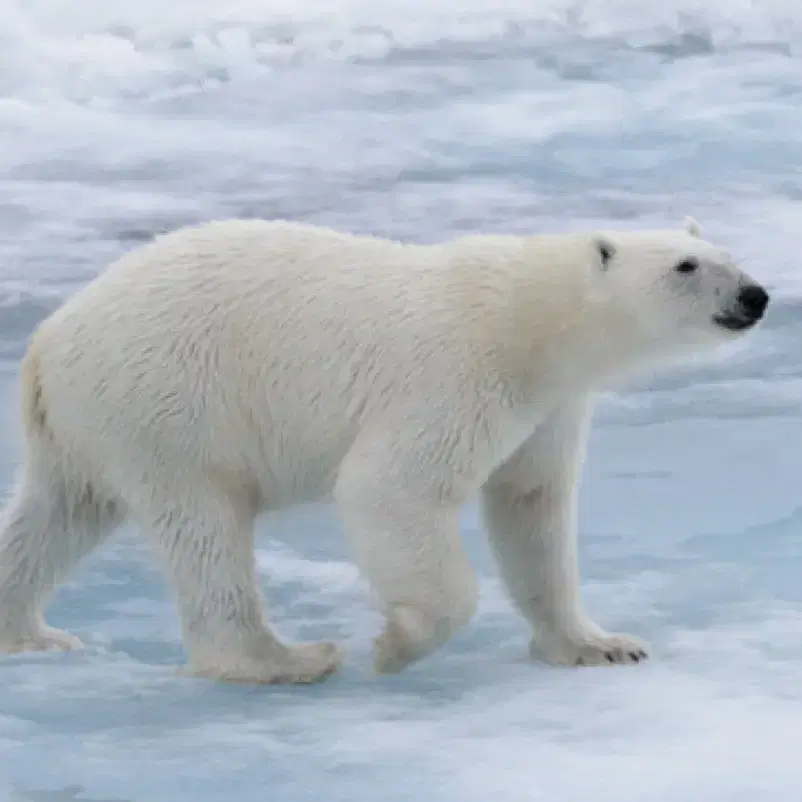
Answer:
[0,216,768,684]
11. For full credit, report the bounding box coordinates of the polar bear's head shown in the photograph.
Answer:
[586,217,769,363]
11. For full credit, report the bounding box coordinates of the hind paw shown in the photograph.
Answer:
[181,641,343,685]
[0,625,83,654]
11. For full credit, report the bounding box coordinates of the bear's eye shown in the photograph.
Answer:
[595,238,616,271]
[599,244,613,267]
[675,258,699,274]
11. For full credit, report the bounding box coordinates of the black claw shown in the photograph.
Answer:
[605,652,615,663]
[638,650,648,659]
[628,651,641,662]
[576,656,585,666]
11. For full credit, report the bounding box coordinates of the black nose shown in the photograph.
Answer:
[737,284,769,319]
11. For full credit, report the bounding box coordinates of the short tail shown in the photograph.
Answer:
[19,343,48,439]
[16,337,124,529]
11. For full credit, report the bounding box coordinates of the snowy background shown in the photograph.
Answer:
[2,0,802,800]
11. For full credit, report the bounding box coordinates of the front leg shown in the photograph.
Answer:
[480,398,648,667]
[335,416,484,675]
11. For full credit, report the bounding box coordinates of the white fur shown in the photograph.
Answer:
[0,217,766,683]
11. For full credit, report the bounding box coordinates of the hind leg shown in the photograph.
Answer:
[134,482,341,684]
[0,463,123,653]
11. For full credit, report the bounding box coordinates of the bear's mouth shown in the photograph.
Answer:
[712,313,757,332]
[713,284,769,332]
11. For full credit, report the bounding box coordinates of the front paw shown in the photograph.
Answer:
[532,627,649,667]
[372,605,438,675]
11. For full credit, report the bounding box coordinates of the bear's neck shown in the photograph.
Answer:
[483,252,639,400]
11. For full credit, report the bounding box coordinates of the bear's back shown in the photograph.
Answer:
[27,220,501,496]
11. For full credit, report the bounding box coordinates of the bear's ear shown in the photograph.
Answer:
[683,216,701,238]
[594,237,616,271]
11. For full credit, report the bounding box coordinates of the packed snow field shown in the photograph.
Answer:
[2,0,802,800]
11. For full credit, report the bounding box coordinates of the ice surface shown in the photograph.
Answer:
[1,0,802,799]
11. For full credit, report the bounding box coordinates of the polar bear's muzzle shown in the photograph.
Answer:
[713,282,770,331]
